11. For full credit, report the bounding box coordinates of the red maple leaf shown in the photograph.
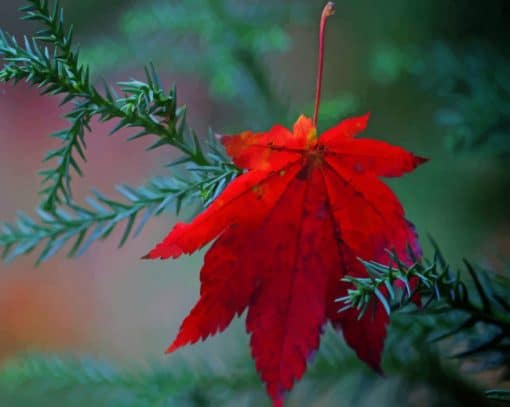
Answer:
[144,3,427,405]
[144,112,426,403]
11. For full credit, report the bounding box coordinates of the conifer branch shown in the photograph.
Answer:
[337,244,510,362]
[0,0,216,211]
[0,0,242,264]
[0,329,491,406]
[0,162,239,265]
[0,353,261,405]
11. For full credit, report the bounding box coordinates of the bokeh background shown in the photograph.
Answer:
[0,0,509,405]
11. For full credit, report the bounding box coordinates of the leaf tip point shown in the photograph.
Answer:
[416,155,430,166]
[165,343,180,354]
[367,360,385,376]
[361,112,371,126]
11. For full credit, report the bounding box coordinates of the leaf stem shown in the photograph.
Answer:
[313,2,335,127]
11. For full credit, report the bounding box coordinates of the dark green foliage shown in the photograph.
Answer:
[485,389,510,403]
[0,353,262,406]
[338,243,510,394]
[370,41,510,158]
[79,0,311,119]
[423,43,510,157]
[0,325,491,407]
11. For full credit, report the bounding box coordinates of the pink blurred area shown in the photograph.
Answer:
[0,74,218,364]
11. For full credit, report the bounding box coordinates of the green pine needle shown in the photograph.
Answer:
[0,159,238,265]
[0,0,219,211]
[338,244,510,367]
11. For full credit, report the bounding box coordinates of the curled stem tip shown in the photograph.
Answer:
[323,1,336,18]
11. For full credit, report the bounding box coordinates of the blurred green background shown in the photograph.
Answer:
[0,0,509,405]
